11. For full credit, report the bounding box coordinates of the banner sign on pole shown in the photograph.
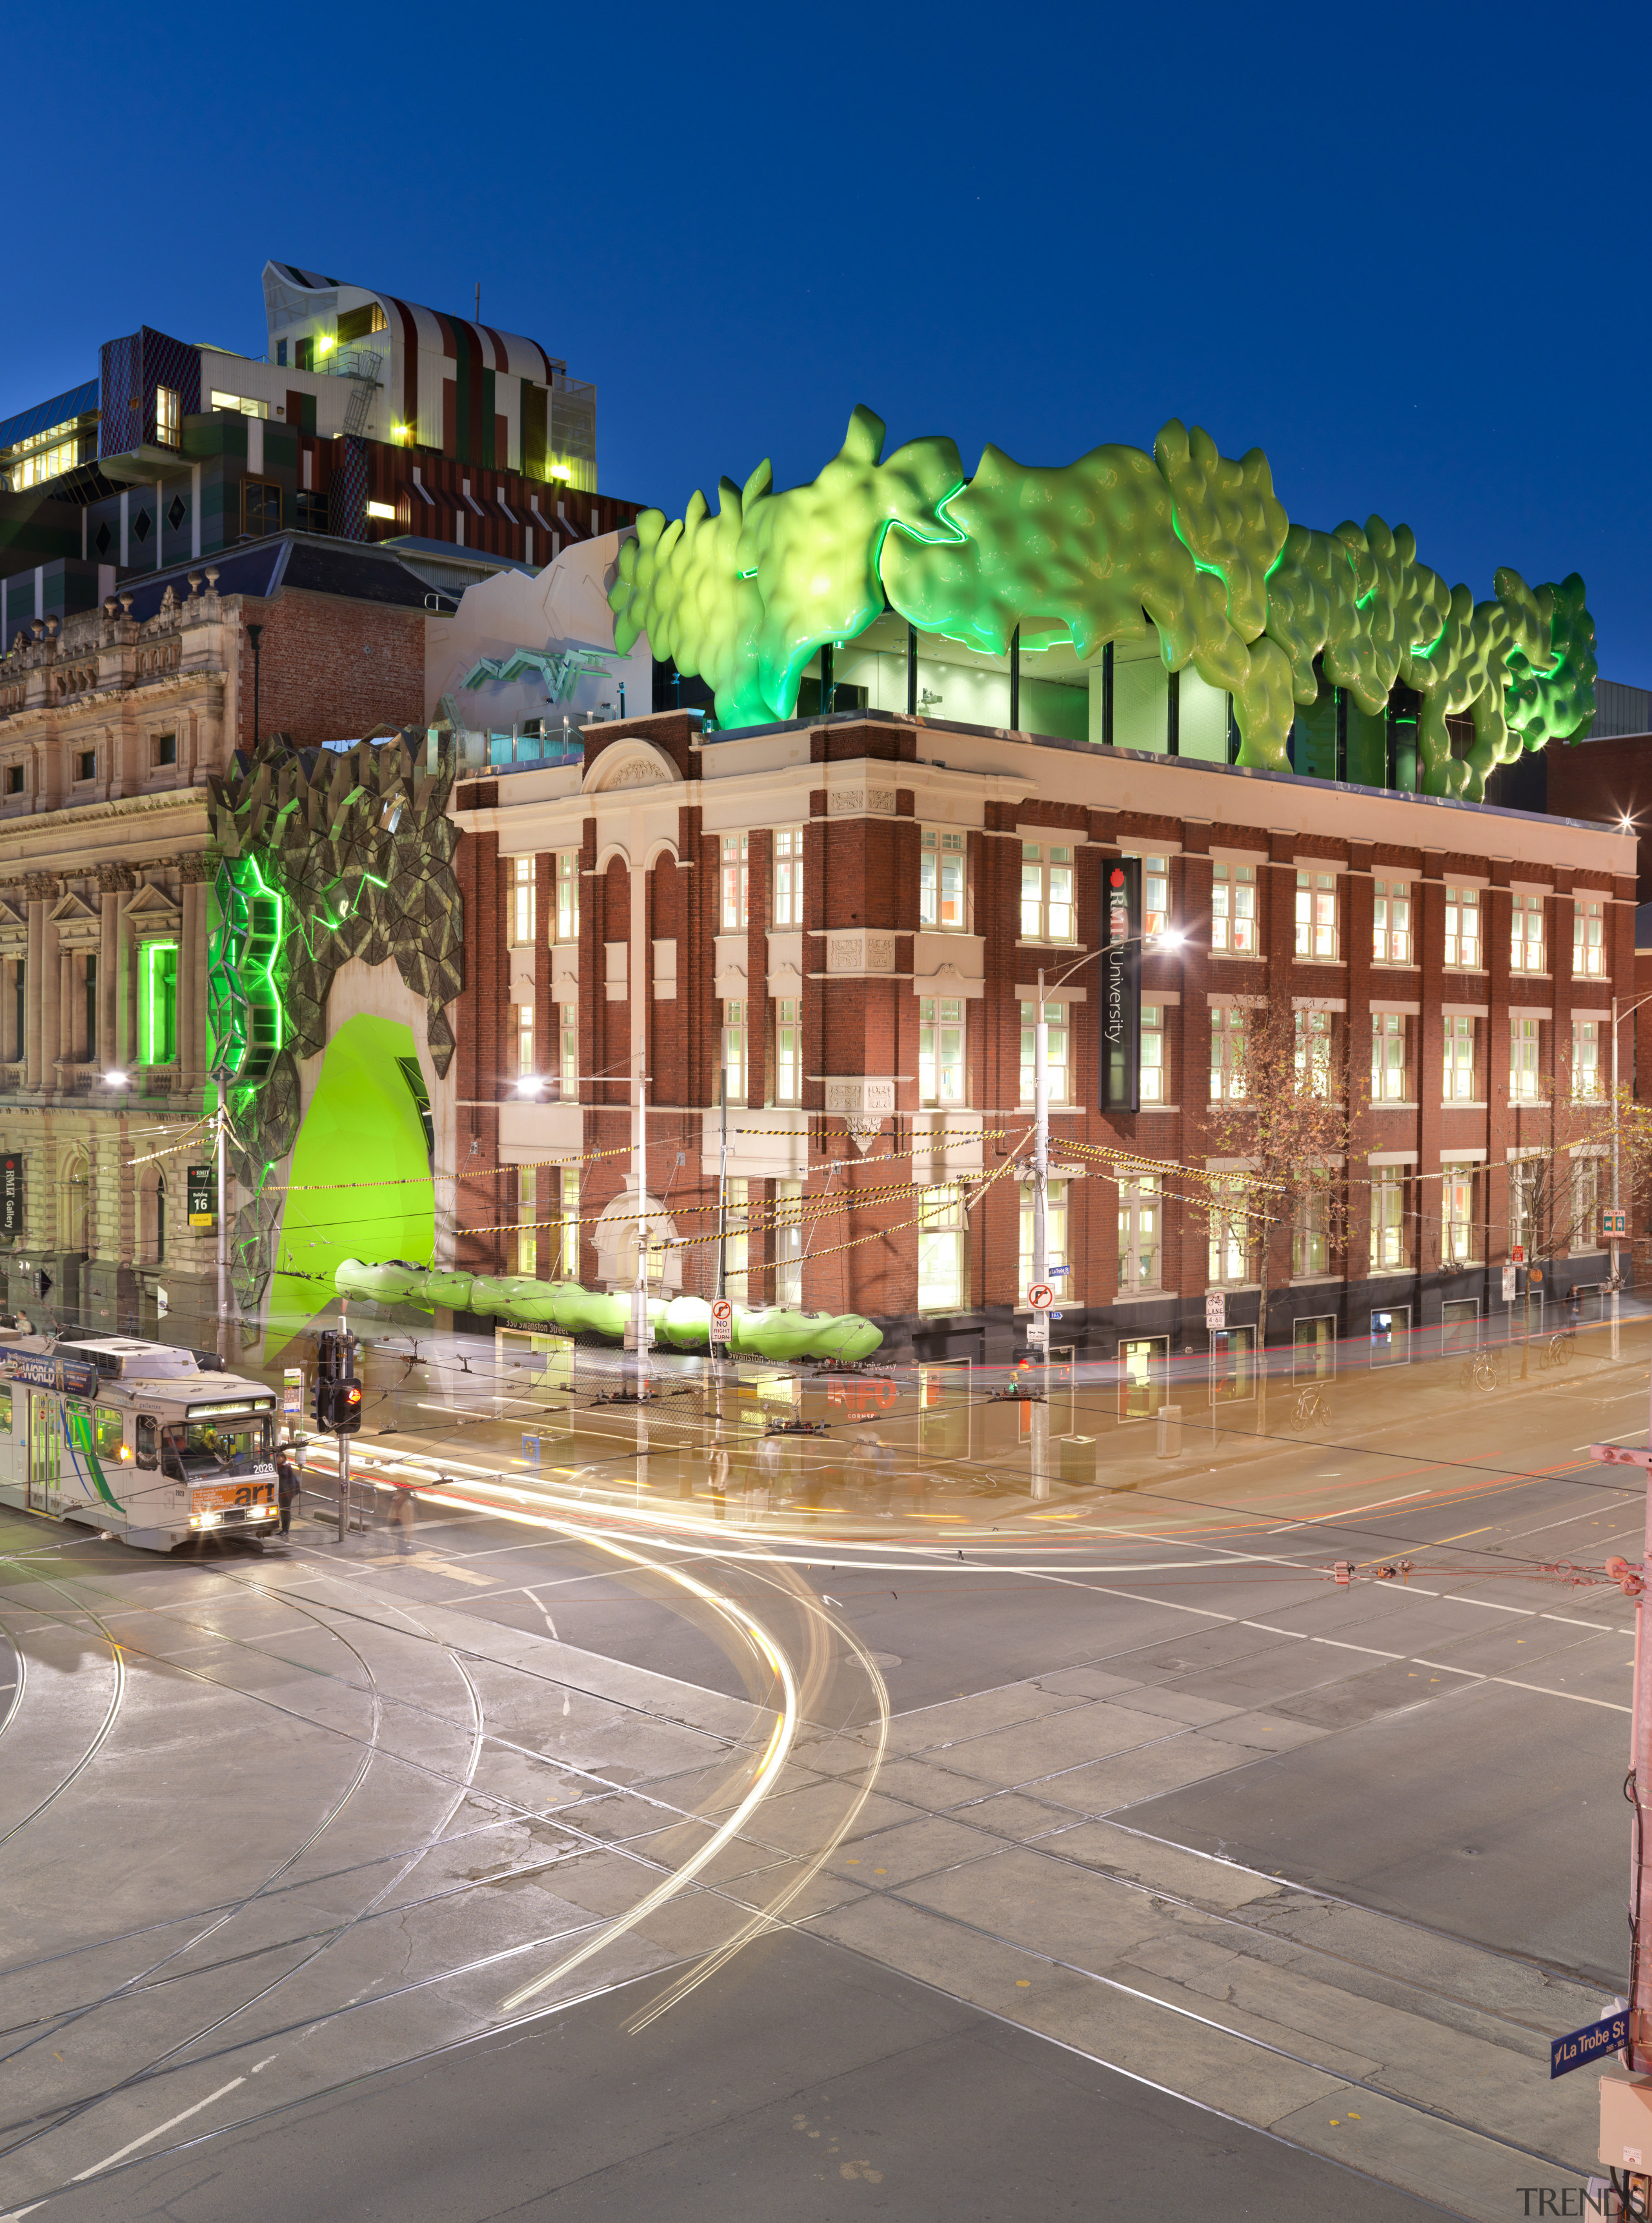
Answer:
[1502,1264,1517,1302]
[1205,1292,1226,1331]
[710,1297,733,1345]
[1100,856,1142,1114]
[187,1163,217,1229]
[0,1152,22,1238]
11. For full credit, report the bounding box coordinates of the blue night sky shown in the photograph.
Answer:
[9,0,1646,684]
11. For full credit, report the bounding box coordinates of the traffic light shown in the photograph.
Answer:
[320,1378,363,1433]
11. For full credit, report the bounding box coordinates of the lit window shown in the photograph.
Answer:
[1210,1007,1245,1101]
[1294,870,1338,959]
[722,999,745,1103]
[1018,1180,1069,1302]
[6,416,84,489]
[1293,1178,1329,1277]
[558,1006,578,1096]
[1294,1009,1332,1096]
[509,855,536,945]
[1373,878,1411,963]
[772,828,805,929]
[1208,1174,1251,1286]
[1573,1016,1602,1098]
[1140,856,1169,938]
[1020,843,1074,943]
[1574,898,1606,978]
[1020,1000,1069,1105]
[210,390,270,419]
[1511,1157,1542,1252]
[1444,1015,1478,1101]
[1118,1176,1161,1293]
[1371,1172,1408,1272]
[1211,861,1256,954]
[1510,1016,1542,1101]
[721,833,749,931]
[138,942,178,1066]
[920,827,967,931]
[723,1177,749,1303]
[774,998,801,1105]
[920,997,965,1107]
[554,852,580,942]
[365,499,397,521]
[774,1180,804,1307]
[1443,1172,1477,1264]
[920,1185,967,1312]
[1140,1004,1164,1103]
[516,1003,534,1079]
[1371,1012,1407,1101]
[556,1167,580,1280]
[1511,891,1546,974]
[1444,886,1480,968]
[156,387,181,448]
[516,1167,537,1278]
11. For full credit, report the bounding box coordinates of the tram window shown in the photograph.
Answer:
[165,1416,272,1475]
[0,1386,10,1434]
[94,1407,123,1456]
[136,1415,158,1470]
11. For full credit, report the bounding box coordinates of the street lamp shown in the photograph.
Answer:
[1609,994,1652,1360]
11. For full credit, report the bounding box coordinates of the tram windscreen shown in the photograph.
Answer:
[163,1416,272,1478]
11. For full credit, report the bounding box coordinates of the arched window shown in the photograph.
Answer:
[59,1151,88,1254]
[150,1174,165,1266]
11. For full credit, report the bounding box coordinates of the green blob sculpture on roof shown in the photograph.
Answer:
[610,408,1596,802]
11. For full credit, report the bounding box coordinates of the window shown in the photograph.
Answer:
[720,833,749,931]
[920,997,965,1107]
[509,856,536,945]
[8,417,83,490]
[1444,1015,1478,1101]
[920,828,967,930]
[1210,1007,1245,1101]
[1019,1180,1070,1300]
[723,1177,749,1303]
[146,1176,165,1267]
[1140,1004,1165,1103]
[1373,878,1411,963]
[1573,1016,1603,1100]
[1371,1171,1409,1271]
[1140,855,1169,936]
[3,766,21,796]
[1020,1001,1069,1105]
[1294,1009,1332,1096]
[554,852,579,941]
[296,490,328,534]
[156,386,180,447]
[242,479,281,536]
[774,998,801,1105]
[1294,870,1338,959]
[1118,1176,1161,1293]
[516,1003,534,1079]
[1511,890,1546,974]
[555,1168,580,1280]
[1208,1174,1251,1285]
[1371,1012,1407,1101]
[1020,843,1074,943]
[1444,885,1480,968]
[772,827,805,929]
[516,1167,537,1278]
[721,1000,746,1103]
[1443,1172,1478,1264]
[82,954,96,1061]
[212,390,270,419]
[1293,1178,1330,1278]
[1510,1016,1542,1102]
[1574,899,1606,978]
[1570,1156,1604,1252]
[558,1006,578,1096]
[74,749,96,783]
[1510,1156,1542,1253]
[919,1185,967,1311]
[774,1181,803,1307]
[152,733,176,769]
[1211,861,1256,953]
[138,942,178,1066]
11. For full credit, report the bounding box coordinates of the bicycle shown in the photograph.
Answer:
[1460,1349,1500,1393]
[1287,1381,1333,1431]
[1538,1329,1576,1371]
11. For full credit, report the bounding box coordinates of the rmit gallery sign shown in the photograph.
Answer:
[1100,857,1141,1113]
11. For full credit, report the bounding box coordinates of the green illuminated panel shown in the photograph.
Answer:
[206,857,285,1083]
[138,941,177,1066]
[609,411,1597,801]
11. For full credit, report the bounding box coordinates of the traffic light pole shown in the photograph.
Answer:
[337,1425,349,1544]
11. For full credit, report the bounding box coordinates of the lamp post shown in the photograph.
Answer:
[1029,927,1182,1496]
[1611,994,1652,1361]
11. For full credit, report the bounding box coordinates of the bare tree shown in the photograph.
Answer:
[1204,998,1355,1434]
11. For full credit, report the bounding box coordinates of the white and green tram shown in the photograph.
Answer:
[0,1335,279,1551]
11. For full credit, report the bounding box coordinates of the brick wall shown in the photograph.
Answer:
[234,590,425,748]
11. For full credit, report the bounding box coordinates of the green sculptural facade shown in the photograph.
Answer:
[610,409,1595,801]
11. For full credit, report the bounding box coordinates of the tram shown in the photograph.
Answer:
[0,1333,279,1552]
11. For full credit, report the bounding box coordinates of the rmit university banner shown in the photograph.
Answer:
[1100,857,1141,1112]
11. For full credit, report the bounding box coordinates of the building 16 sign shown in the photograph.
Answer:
[187,1164,217,1229]
[1100,856,1141,1114]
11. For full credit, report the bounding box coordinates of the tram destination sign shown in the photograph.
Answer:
[3,1351,99,1398]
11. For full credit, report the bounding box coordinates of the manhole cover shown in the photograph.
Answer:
[867,1652,902,1669]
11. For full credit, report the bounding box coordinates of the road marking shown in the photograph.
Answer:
[1433,1527,1493,1544]
[1267,1488,1431,1536]
[70,2076,246,2180]
[1410,1659,1628,1711]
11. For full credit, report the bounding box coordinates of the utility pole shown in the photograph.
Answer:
[1030,965,1051,1499]
[633,1060,652,1493]
[1610,992,1652,1363]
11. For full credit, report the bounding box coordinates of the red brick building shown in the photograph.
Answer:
[446,709,1636,1369]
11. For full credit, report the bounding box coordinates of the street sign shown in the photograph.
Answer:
[0,1152,22,1238]
[1502,1264,1517,1302]
[1027,1313,1049,1347]
[283,1366,304,1418]
[1028,1283,1055,1312]
[1605,1210,1629,1237]
[1550,2007,1629,2078]
[1512,1244,1525,1264]
[1590,1443,1652,1469]
[1205,1292,1226,1331]
[187,1163,217,1229]
[710,1297,733,1345]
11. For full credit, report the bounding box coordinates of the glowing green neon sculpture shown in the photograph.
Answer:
[206,856,285,1083]
[334,1259,884,1362]
[610,409,1597,801]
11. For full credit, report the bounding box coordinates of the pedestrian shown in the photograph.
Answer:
[750,1429,781,1518]
[1566,1285,1583,1336]
[275,1445,299,1538]
[392,1487,418,1555]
